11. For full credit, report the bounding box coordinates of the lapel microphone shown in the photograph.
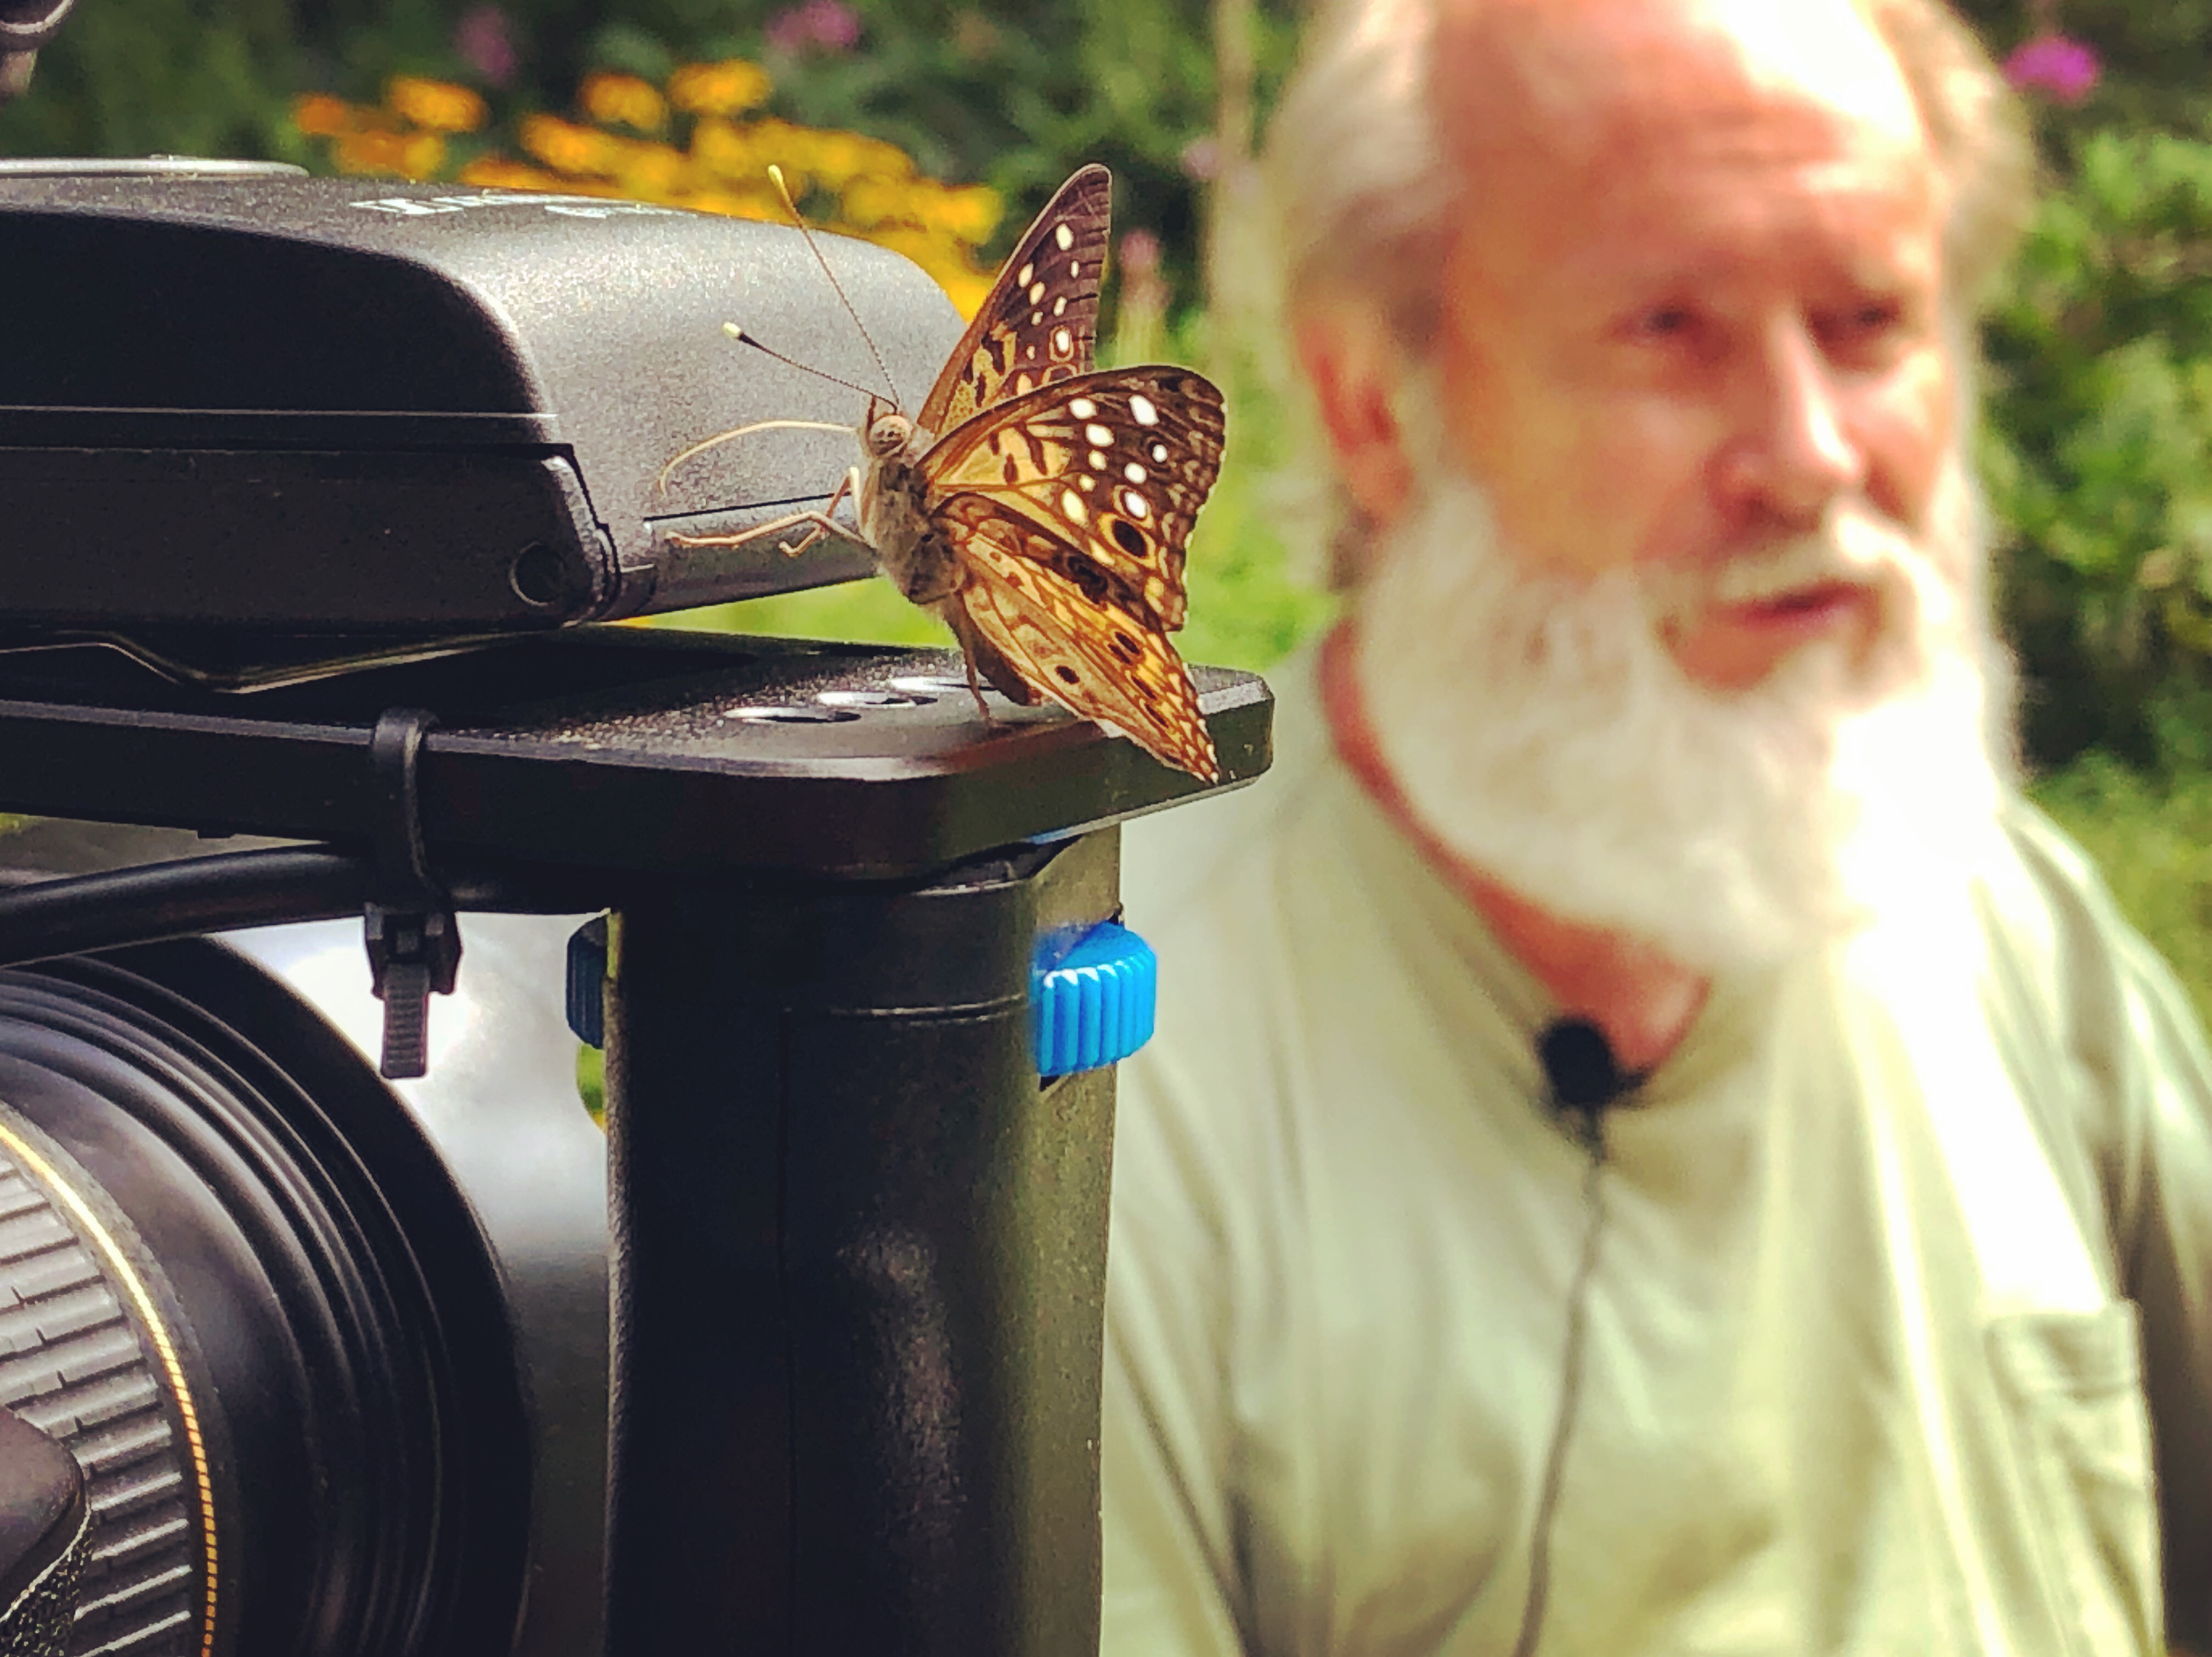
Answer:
[1537,1015,1643,1151]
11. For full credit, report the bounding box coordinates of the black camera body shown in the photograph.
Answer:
[0,161,1271,1655]
[0,160,963,664]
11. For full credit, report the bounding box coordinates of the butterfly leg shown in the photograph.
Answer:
[773,467,861,558]
[669,508,862,554]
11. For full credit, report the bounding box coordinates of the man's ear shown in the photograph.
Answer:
[1295,307,1416,534]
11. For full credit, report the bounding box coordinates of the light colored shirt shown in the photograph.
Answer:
[1105,642,2212,1656]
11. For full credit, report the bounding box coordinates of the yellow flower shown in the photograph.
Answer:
[930,183,1002,245]
[291,92,358,138]
[386,75,488,134]
[688,116,756,182]
[457,156,567,191]
[613,140,691,202]
[668,59,773,117]
[332,126,446,181]
[520,113,625,177]
[838,173,929,231]
[580,71,667,132]
[804,128,913,189]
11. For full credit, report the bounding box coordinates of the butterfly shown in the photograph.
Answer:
[664,165,1225,783]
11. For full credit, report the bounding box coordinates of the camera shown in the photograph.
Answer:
[0,157,1270,1654]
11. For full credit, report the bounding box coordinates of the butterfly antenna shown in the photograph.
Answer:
[767,163,905,410]
[721,324,881,402]
[655,415,857,492]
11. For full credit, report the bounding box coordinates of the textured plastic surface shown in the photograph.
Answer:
[0,169,964,632]
[1033,919,1156,1077]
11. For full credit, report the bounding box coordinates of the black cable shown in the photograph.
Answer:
[0,846,588,973]
[1508,1111,1609,1657]
[1510,1016,1643,1657]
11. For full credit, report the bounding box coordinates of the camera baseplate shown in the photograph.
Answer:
[0,626,1269,1656]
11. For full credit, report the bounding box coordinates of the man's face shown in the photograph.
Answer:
[1430,0,1953,693]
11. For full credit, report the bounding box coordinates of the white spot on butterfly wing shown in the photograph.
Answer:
[1055,223,1074,250]
[1085,423,1114,448]
[1017,261,1034,286]
[1129,394,1159,426]
[1029,281,1046,304]
[1068,397,1097,419]
[1061,488,1088,523]
[1121,490,1150,519]
[1052,326,1073,356]
[1124,462,1147,483]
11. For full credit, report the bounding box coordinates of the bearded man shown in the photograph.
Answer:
[1101,0,2212,1653]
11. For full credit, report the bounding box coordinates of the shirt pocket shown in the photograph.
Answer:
[1986,1302,2162,1657]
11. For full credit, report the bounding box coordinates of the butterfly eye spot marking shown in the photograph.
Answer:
[1068,397,1098,420]
[1124,461,1147,484]
[1149,442,1169,462]
[1120,491,1151,522]
[1085,423,1114,448]
[1111,519,1149,556]
[1055,663,1081,685]
[1129,394,1159,426]
[1060,487,1088,524]
[1055,223,1075,251]
[1110,630,1143,663]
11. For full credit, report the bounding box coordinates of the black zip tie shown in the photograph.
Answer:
[362,708,461,1081]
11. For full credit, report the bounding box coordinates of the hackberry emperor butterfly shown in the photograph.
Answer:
[663,165,1226,783]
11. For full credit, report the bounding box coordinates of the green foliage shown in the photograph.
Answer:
[2030,752,2212,1034]
[590,0,1301,279]
[1953,0,2212,146]
[1982,128,2212,771]
[0,0,303,161]
[1,0,1298,301]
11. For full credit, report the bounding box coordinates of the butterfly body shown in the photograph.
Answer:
[673,165,1226,782]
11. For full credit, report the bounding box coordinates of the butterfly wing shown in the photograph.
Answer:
[935,495,1220,783]
[921,366,1224,632]
[914,165,1112,439]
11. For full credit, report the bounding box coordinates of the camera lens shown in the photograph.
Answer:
[0,942,532,1655]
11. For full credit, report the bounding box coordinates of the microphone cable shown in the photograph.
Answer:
[1508,1016,1643,1657]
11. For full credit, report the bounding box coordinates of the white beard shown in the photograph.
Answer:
[1352,453,2014,974]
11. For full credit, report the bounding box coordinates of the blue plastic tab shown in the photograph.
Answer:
[1032,919,1158,1077]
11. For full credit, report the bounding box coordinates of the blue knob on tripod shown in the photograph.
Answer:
[1032,919,1157,1077]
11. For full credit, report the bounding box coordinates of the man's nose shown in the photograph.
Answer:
[1712,320,1865,528]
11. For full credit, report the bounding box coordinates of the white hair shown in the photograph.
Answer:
[1257,0,2036,589]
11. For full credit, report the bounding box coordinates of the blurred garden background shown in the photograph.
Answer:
[7,0,2212,1017]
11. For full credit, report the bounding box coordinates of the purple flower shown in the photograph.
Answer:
[2004,33,2100,105]
[455,6,518,88]
[766,0,862,57]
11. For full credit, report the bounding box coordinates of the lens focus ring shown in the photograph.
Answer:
[0,1108,210,1656]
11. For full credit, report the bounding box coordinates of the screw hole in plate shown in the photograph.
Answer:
[721,705,863,724]
[817,689,933,708]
